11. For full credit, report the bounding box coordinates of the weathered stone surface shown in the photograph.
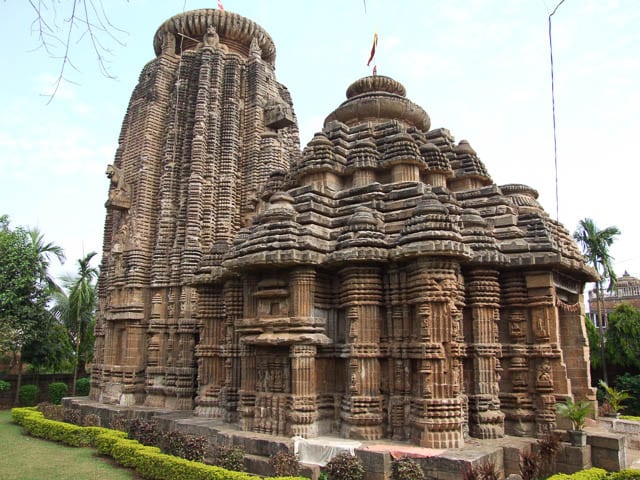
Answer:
[588,433,627,471]
[91,8,598,451]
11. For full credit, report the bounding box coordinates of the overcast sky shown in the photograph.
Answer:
[1,1,638,299]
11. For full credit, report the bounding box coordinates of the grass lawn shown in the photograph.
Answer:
[0,409,138,480]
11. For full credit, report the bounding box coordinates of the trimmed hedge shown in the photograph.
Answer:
[76,377,91,396]
[620,415,640,422]
[547,468,607,480]
[16,408,115,447]
[49,382,68,405]
[545,468,640,480]
[19,384,38,406]
[11,407,305,480]
[609,471,640,479]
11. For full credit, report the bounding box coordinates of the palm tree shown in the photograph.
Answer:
[573,218,620,384]
[67,252,98,395]
[28,227,65,294]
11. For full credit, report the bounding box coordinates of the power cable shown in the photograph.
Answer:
[548,0,567,224]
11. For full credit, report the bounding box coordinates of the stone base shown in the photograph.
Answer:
[59,399,627,479]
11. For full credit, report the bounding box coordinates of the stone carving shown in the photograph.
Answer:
[105,164,130,209]
[264,98,295,130]
[91,8,598,449]
[203,25,219,47]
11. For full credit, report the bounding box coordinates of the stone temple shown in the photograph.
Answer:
[91,8,597,449]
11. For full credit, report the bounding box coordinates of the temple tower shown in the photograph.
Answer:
[91,9,299,408]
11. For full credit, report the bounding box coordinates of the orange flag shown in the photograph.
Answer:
[367,31,378,66]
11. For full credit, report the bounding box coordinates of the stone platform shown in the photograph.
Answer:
[63,398,631,479]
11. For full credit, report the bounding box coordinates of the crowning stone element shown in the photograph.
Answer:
[91,9,597,449]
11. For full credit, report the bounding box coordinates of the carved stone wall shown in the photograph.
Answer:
[91,9,300,410]
[92,9,597,449]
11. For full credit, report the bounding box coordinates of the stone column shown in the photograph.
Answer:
[526,272,570,437]
[239,344,257,432]
[195,285,226,417]
[465,268,504,439]
[385,265,411,440]
[220,278,243,423]
[499,272,535,436]
[407,258,465,449]
[289,344,318,437]
[339,266,384,440]
[290,267,315,319]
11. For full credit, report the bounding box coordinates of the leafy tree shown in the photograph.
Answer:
[0,215,50,402]
[22,318,73,374]
[66,252,99,395]
[605,303,640,370]
[574,218,620,383]
[615,373,640,416]
[28,227,65,294]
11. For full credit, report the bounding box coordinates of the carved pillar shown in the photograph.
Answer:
[391,163,420,183]
[239,344,257,431]
[384,266,411,440]
[465,268,504,439]
[290,267,315,319]
[220,278,243,423]
[195,285,226,417]
[339,266,384,440]
[526,272,565,437]
[499,272,535,436]
[407,258,465,449]
[289,344,318,437]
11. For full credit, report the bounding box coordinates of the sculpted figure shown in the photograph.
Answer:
[106,164,127,192]
[536,359,553,387]
[105,164,131,209]
[203,25,219,47]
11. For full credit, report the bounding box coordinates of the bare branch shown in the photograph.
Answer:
[24,0,126,103]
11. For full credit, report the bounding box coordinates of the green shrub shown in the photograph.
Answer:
[269,450,300,477]
[19,384,38,406]
[547,467,608,480]
[95,430,130,456]
[109,414,128,432]
[40,402,65,421]
[610,470,640,480]
[11,407,307,480]
[12,408,119,449]
[0,379,10,392]
[211,444,245,472]
[621,415,640,422]
[326,452,364,480]
[82,413,101,427]
[63,407,81,425]
[49,382,68,404]
[11,406,38,425]
[161,430,208,462]
[128,418,161,447]
[75,377,90,396]
[391,456,424,480]
[615,374,640,416]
